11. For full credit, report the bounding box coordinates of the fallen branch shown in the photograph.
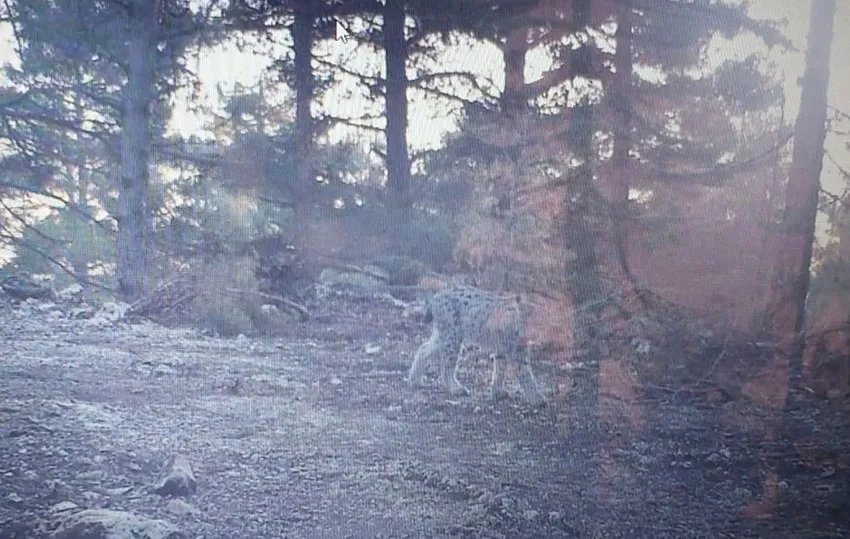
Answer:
[223,287,311,322]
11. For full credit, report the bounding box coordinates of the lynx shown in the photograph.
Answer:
[407,285,547,407]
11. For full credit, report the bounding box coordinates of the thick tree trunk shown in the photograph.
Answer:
[765,0,834,369]
[589,0,646,436]
[744,0,835,520]
[610,0,632,214]
[563,0,603,420]
[292,1,315,234]
[611,0,640,303]
[116,0,157,302]
[611,0,632,187]
[604,0,641,305]
[384,0,411,211]
[501,22,526,114]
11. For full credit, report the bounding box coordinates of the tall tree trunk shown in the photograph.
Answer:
[564,0,603,421]
[117,0,157,301]
[384,0,410,211]
[765,0,834,372]
[744,0,835,520]
[610,0,634,286]
[592,0,643,312]
[501,21,526,115]
[588,0,645,436]
[292,1,315,235]
[610,0,632,191]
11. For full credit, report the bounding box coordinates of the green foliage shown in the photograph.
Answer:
[157,78,395,265]
[389,211,455,269]
[333,200,456,269]
[185,256,293,337]
[0,0,213,288]
[414,145,477,217]
[15,209,114,287]
[713,56,784,113]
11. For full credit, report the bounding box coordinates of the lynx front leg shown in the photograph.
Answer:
[490,354,510,401]
[440,341,469,397]
[408,331,439,388]
[517,361,547,407]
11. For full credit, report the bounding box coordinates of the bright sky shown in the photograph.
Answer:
[1,1,848,215]
[171,1,849,186]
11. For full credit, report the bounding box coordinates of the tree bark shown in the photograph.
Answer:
[765,0,834,386]
[744,0,835,520]
[610,0,632,205]
[116,0,157,301]
[501,20,527,115]
[384,0,411,210]
[604,0,641,305]
[292,0,315,231]
[564,0,603,421]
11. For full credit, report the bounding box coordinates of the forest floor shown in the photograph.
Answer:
[1,289,848,538]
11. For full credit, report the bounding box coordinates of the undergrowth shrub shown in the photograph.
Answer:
[186,256,292,337]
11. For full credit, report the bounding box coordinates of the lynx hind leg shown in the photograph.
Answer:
[439,339,469,397]
[490,354,510,401]
[517,361,547,407]
[408,330,439,388]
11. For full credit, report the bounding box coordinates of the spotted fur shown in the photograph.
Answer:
[407,285,546,406]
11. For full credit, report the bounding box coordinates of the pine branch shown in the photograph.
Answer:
[0,180,113,233]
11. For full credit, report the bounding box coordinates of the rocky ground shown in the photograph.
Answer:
[1,289,848,538]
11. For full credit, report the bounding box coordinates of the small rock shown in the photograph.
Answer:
[155,455,197,497]
[69,306,96,319]
[166,498,198,517]
[46,479,73,500]
[153,364,174,377]
[35,301,57,313]
[330,377,343,386]
[57,284,83,301]
[477,492,496,507]
[94,301,129,323]
[385,405,402,420]
[77,470,105,481]
[523,509,539,521]
[364,343,381,355]
[6,492,23,506]
[1,273,55,300]
[261,304,279,315]
[42,508,185,539]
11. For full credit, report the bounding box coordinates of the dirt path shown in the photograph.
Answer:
[1,295,848,538]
